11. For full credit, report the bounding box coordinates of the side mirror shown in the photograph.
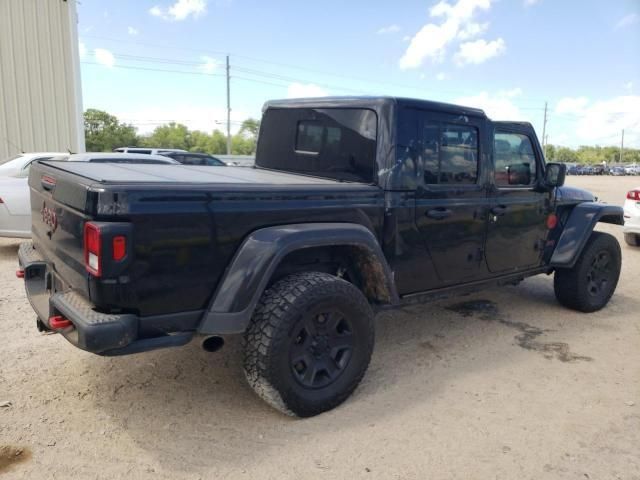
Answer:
[545,162,566,188]
[507,163,532,185]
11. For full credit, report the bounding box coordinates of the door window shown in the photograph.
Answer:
[422,122,478,185]
[494,133,537,186]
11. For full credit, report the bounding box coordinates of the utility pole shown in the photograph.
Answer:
[226,55,231,155]
[620,129,624,163]
[541,101,548,150]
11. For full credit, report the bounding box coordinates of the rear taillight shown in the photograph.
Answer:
[84,222,102,276]
[627,190,640,201]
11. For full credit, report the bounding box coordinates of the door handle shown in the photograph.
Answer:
[426,208,452,220]
[491,205,507,216]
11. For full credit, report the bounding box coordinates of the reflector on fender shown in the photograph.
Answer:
[113,235,126,261]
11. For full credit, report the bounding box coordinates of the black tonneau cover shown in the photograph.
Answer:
[37,161,343,185]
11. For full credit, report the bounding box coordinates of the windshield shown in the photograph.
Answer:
[0,154,22,166]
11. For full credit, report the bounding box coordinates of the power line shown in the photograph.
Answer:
[81,61,225,77]
[80,35,549,103]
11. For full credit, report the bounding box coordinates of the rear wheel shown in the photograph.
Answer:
[554,231,621,312]
[243,272,374,417]
[624,233,640,247]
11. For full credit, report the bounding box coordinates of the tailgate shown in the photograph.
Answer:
[28,161,96,296]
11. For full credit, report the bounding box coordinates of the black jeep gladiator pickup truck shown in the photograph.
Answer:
[19,97,624,417]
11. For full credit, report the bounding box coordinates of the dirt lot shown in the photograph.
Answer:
[1,176,639,479]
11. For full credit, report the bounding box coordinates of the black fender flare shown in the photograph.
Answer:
[550,202,624,268]
[198,223,398,335]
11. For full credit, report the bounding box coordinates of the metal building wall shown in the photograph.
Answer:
[0,0,84,159]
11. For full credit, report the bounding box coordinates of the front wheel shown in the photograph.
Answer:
[554,231,621,312]
[243,272,374,417]
[624,233,640,247]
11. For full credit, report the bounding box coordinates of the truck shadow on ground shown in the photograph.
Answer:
[80,275,629,475]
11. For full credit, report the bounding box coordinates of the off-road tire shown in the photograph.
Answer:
[554,231,621,312]
[624,233,640,247]
[243,272,375,417]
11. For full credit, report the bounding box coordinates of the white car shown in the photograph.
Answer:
[0,153,179,238]
[0,152,67,178]
[624,187,640,246]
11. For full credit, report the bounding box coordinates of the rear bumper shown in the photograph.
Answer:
[0,205,30,238]
[623,205,640,234]
[18,242,197,356]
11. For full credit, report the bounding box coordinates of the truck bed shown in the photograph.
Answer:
[26,161,384,323]
[37,161,346,185]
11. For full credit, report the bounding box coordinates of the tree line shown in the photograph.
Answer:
[545,144,639,165]
[84,109,259,155]
[84,108,640,164]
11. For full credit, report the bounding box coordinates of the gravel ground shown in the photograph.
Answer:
[1,176,639,479]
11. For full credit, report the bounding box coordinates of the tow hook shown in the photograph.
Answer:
[48,315,73,330]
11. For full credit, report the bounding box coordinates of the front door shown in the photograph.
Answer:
[485,127,548,273]
[414,111,490,286]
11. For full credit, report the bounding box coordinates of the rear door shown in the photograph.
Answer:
[414,110,491,286]
[485,125,548,273]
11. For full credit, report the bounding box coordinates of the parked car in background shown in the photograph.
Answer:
[624,165,640,176]
[1,153,178,238]
[51,152,180,164]
[160,151,226,166]
[609,166,626,176]
[0,152,67,178]
[623,187,640,246]
[114,147,187,155]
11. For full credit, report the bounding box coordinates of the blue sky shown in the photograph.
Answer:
[77,0,640,147]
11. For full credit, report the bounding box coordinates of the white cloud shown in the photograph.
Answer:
[198,56,218,74]
[455,90,526,120]
[624,81,634,92]
[128,26,139,35]
[615,13,639,29]
[116,105,252,135]
[436,72,447,81]
[500,87,522,98]
[399,0,495,69]
[94,48,115,68]
[454,38,505,65]
[523,0,540,6]
[287,83,329,98]
[555,96,640,147]
[555,96,589,115]
[402,35,411,42]
[78,42,87,59]
[377,24,401,34]
[150,0,207,21]
[457,22,488,40]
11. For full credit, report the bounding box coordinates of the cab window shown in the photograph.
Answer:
[494,132,537,186]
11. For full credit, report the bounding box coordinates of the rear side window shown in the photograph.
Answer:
[257,108,377,183]
[422,122,478,185]
[89,157,169,164]
[494,132,537,186]
[126,149,152,154]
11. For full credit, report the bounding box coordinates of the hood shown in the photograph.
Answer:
[555,185,596,204]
